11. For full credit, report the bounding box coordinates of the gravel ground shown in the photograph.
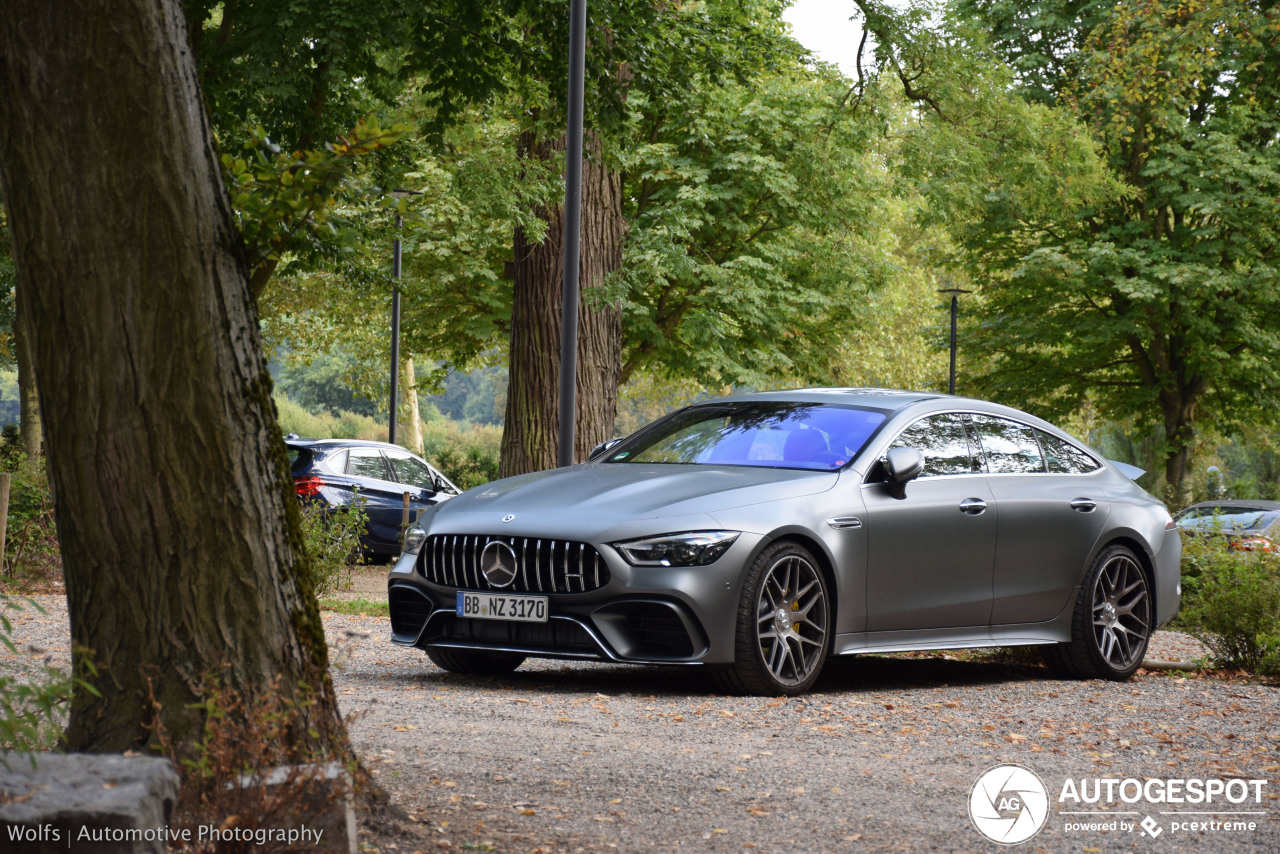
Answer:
[4,582,1278,853]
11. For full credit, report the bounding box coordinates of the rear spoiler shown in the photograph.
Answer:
[1107,460,1146,481]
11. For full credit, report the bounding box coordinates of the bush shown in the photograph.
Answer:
[1,448,60,589]
[274,393,384,441]
[420,419,501,488]
[1177,533,1280,675]
[297,498,367,598]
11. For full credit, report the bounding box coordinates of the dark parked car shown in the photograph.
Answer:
[387,389,1182,695]
[287,437,460,561]
[1174,500,1280,552]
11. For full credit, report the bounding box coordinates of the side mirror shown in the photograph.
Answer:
[590,437,624,461]
[884,447,924,499]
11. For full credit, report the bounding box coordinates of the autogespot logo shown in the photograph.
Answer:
[969,764,1050,845]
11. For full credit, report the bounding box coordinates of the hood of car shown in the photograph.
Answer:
[431,463,838,530]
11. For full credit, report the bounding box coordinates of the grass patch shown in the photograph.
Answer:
[318,597,389,616]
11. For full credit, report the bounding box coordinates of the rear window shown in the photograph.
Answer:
[286,445,312,475]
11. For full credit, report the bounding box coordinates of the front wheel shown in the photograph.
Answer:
[716,541,831,696]
[1043,544,1152,680]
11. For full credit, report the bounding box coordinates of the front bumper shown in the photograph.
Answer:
[386,532,761,665]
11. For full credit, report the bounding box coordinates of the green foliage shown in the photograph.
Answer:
[0,596,91,761]
[1,445,58,586]
[222,118,407,293]
[297,498,367,599]
[930,0,1280,497]
[420,420,502,489]
[273,347,380,418]
[274,394,385,441]
[1178,533,1280,675]
[617,64,893,388]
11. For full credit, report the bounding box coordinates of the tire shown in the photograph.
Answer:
[1042,543,1153,681]
[716,541,831,696]
[426,647,526,675]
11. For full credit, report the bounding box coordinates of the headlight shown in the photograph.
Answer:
[403,526,427,555]
[613,531,740,567]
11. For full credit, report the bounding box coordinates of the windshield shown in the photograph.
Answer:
[1176,507,1279,533]
[606,402,887,472]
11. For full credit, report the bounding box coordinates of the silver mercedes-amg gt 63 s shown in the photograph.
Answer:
[388,389,1181,695]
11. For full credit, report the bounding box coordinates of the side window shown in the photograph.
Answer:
[323,449,349,475]
[889,413,979,477]
[1037,430,1101,474]
[347,449,391,481]
[971,415,1046,474]
[387,452,436,488]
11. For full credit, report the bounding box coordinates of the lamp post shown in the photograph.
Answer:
[558,0,587,468]
[937,285,971,395]
[389,188,422,445]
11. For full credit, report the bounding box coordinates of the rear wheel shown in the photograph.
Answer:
[716,541,831,696]
[427,647,526,675]
[1042,543,1152,680]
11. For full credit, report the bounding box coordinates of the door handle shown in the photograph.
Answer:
[1070,498,1097,513]
[959,498,987,515]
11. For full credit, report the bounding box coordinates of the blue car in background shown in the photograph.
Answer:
[287,437,461,562]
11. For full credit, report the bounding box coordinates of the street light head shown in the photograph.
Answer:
[936,287,972,296]
[390,188,424,199]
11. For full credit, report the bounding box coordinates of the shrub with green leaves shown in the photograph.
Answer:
[1177,533,1280,675]
[297,499,368,598]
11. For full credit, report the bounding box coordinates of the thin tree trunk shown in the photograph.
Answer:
[12,288,41,460]
[500,131,626,477]
[0,0,348,756]
[403,357,424,456]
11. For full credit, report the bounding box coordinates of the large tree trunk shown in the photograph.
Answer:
[500,131,626,477]
[12,287,41,460]
[0,0,348,756]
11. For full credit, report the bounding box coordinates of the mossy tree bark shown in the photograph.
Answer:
[500,131,626,477]
[0,0,349,757]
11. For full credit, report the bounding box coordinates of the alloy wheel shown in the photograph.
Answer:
[755,553,829,687]
[1090,552,1151,672]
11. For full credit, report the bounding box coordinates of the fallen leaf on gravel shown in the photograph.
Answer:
[747,807,770,817]
[556,717,571,722]
[552,780,570,787]
[1005,733,1027,744]
[593,816,615,822]
[844,835,862,842]
[519,810,535,816]
[609,799,622,804]
[715,787,732,792]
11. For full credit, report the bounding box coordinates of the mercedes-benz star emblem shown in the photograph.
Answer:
[480,540,519,588]
[502,514,515,523]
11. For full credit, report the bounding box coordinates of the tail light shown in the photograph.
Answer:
[295,476,325,497]
[1232,537,1274,553]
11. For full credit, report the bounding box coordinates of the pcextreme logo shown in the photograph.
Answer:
[968,764,1051,845]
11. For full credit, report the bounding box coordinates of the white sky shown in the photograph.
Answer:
[781,0,865,77]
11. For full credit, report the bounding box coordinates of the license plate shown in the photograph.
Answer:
[455,591,549,623]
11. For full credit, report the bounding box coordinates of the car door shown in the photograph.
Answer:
[863,412,998,632]
[969,415,1112,625]
[385,450,451,522]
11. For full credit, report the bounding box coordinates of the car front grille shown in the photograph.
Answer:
[420,535,609,593]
